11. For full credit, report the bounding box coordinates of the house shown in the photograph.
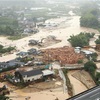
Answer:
[81,50,94,55]
[28,39,38,45]
[0,59,25,71]
[37,17,45,22]
[23,28,39,34]
[42,70,54,77]
[28,48,37,55]
[0,62,9,70]
[6,59,25,67]
[43,23,58,28]
[16,52,28,58]
[36,50,43,55]
[74,47,81,53]
[15,69,43,82]
[81,50,95,60]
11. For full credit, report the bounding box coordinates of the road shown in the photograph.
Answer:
[59,69,67,93]
[62,64,84,70]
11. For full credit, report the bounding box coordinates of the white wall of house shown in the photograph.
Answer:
[23,74,43,82]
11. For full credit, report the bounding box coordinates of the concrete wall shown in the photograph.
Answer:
[23,74,43,82]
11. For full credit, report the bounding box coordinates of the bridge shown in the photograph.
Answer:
[61,64,84,70]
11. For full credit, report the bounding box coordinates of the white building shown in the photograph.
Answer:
[15,69,43,82]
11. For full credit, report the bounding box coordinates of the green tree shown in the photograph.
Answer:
[0,45,3,49]
[80,13,99,28]
[95,72,100,84]
[0,95,9,100]
[95,36,100,44]
[80,2,99,29]
[84,61,97,74]
[68,32,94,47]
[5,26,14,35]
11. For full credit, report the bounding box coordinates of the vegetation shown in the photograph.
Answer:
[0,95,9,100]
[0,65,20,73]
[84,61,97,84]
[68,32,94,47]
[0,17,19,36]
[95,72,100,84]
[8,35,25,40]
[84,61,97,73]
[62,69,73,96]
[95,36,100,44]
[91,53,98,62]
[80,12,99,28]
[20,57,34,63]
[86,52,98,62]
[95,36,100,51]
[0,17,18,27]
[80,1,100,29]
[77,59,83,64]
[0,44,15,54]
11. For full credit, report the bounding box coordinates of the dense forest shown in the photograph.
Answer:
[0,17,18,35]
[80,1,100,29]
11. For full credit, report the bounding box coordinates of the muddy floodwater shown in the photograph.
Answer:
[0,11,99,61]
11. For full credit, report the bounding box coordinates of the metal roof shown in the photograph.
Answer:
[42,70,54,76]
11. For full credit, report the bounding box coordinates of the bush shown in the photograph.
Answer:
[62,68,73,96]
[95,72,100,85]
[0,44,15,54]
[0,95,9,100]
[95,36,100,44]
[68,32,94,47]
[84,61,97,72]
[84,61,97,84]
[77,59,83,64]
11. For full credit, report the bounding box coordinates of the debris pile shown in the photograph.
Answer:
[28,35,61,47]
[42,46,84,65]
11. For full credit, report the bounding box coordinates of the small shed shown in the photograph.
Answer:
[74,47,81,53]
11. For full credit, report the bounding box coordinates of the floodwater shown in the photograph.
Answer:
[0,11,99,62]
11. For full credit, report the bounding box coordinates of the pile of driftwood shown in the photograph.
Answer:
[42,46,84,65]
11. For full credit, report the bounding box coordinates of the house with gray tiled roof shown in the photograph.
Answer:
[15,69,43,82]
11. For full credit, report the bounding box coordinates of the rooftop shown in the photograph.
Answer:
[42,70,54,76]
[18,69,43,77]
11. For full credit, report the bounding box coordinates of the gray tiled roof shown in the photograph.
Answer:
[18,69,43,77]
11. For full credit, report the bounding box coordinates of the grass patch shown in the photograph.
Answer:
[8,35,26,40]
